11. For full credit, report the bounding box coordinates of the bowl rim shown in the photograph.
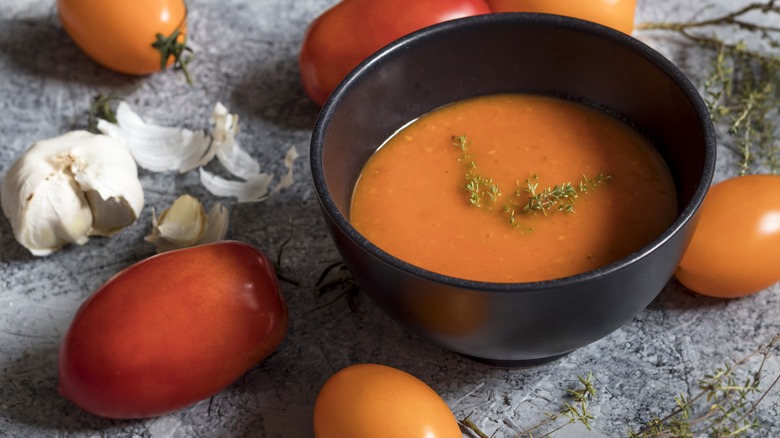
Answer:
[310,12,717,293]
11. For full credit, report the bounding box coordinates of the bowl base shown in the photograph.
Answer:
[460,351,572,368]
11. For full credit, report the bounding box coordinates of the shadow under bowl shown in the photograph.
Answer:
[310,13,716,366]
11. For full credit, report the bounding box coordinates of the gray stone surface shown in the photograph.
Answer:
[1,0,779,437]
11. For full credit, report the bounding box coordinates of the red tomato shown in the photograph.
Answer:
[58,241,288,418]
[313,364,462,438]
[299,0,491,106]
[676,175,780,298]
[57,0,188,75]
[486,0,636,34]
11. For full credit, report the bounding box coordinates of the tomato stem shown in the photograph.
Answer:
[152,29,194,84]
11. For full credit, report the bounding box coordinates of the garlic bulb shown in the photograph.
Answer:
[1,131,144,256]
[145,194,229,253]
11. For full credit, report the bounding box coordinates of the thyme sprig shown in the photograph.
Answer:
[520,173,612,217]
[453,135,502,207]
[629,333,780,437]
[460,373,597,438]
[637,0,780,175]
[452,135,613,229]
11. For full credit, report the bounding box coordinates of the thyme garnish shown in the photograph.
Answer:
[519,173,611,217]
[452,135,612,229]
[453,135,502,207]
[637,1,780,175]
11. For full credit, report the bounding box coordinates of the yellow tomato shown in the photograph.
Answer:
[676,175,780,298]
[57,0,188,75]
[313,364,462,438]
[486,0,636,34]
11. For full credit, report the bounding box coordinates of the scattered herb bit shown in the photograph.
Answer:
[303,261,361,315]
[274,219,300,286]
[637,1,780,175]
[87,93,121,133]
[629,333,780,437]
[452,135,612,229]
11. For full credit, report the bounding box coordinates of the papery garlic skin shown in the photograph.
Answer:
[94,101,299,203]
[97,102,212,173]
[1,131,144,256]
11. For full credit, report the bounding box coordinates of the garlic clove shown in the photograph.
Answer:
[15,173,93,256]
[68,134,145,236]
[1,131,144,256]
[145,194,229,253]
[199,202,229,244]
[85,191,143,236]
[155,194,207,246]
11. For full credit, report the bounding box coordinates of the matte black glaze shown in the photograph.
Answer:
[310,13,716,365]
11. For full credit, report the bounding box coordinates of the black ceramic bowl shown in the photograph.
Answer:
[310,13,716,366]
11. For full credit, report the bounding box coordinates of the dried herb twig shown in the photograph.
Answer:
[637,0,780,175]
[460,373,597,438]
[301,261,360,315]
[629,333,780,437]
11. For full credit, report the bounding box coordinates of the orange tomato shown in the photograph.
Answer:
[313,364,462,438]
[57,0,188,75]
[676,175,780,298]
[486,0,636,34]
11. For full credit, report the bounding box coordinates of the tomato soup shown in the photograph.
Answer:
[349,94,677,283]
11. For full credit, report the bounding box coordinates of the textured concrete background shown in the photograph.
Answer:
[1,0,779,437]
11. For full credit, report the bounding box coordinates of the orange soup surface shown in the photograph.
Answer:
[350,94,677,283]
